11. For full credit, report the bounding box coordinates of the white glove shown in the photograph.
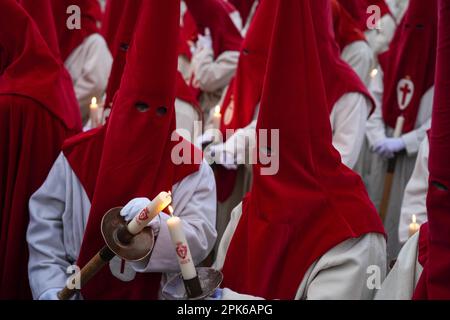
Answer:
[208,144,238,170]
[196,28,213,52]
[39,288,62,300]
[120,198,161,236]
[373,137,406,159]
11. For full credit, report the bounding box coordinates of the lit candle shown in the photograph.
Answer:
[126,191,172,235]
[370,68,378,78]
[90,97,100,128]
[408,214,420,238]
[166,206,203,298]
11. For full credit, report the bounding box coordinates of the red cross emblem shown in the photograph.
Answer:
[397,78,414,110]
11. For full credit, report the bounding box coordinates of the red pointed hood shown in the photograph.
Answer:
[76,0,200,300]
[331,0,367,51]
[381,0,437,133]
[221,0,384,300]
[338,0,391,31]
[18,0,61,58]
[413,0,450,300]
[184,0,243,57]
[0,0,81,132]
[104,0,142,109]
[51,0,101,61]
[101,0,124,52]
[312,0,374,113]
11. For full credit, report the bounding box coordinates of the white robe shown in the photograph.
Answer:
[398,136,429,244]
[375,231,422,300]
[240,0,260,37]
[27,154,217,300]
[190,48,240,117]
[214,203,387,300]
[64,33,113,124]
[341,40,375,86]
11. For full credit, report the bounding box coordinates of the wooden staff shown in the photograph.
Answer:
[379,116,405,223]
[57,192,172,300]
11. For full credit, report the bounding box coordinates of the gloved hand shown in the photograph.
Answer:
[373,137,406,159]
[207,144,237,170]
[196,28,213,52]
[120,198,161,236]
[39,288,62,300]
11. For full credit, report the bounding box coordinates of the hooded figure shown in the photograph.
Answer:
[0,0,81,299]
[338,0,396,55]
[213,0,386,300]
[364,0,437,262]
[27,0,217,300]
[51,0,112,125]
[332,0,375,86]
[376,0,450,299]
[184,0,243,119]
[208,0,375,249]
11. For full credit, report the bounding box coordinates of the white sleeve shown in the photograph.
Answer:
[340,41,375,86]
[300,233,387,300]
[366,72,388,148]
[132,161,217,273]
[401,88,434,155]
[330,93,370,169]
[27,153,71,299]
[398,137,429,243]
[191,49,239,92]
[375,232,422,300]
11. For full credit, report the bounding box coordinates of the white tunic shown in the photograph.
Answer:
[341,40,375,86]
[214,203,387,300]
[398,136,429,244]
[27,154,217,300]
[64,33,113,124]
[375,231,422,300]
[190,48,240,114]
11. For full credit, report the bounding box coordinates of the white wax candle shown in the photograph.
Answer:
[393,115,405,138]
[127,191,172,235]
[408,214,420,238]
[167,215,197,280]
[90,97,100,128]
[213,105,222,129]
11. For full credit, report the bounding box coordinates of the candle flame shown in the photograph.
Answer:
[370,68,378,78]
[90,97,98,109]
[412,214,416,224]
